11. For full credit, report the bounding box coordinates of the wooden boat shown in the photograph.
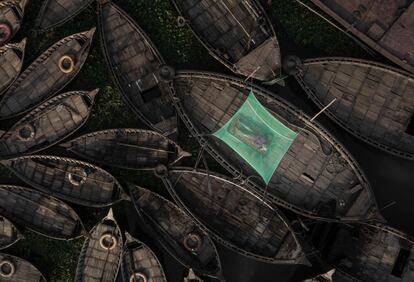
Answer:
[75,209,122,282]
[0,253,46,281]
[309,0,414,74]
[295,57,414,160]
[0,28,95,119]
[0,155,128,207]
[0,185,85,240]
[0,38,26,95]
[158,167,309,265]
[320,223,414,282]
[35,0,94,32]
[98,0,177,137]
[61,128,191,170]
[128,185,223,279]
[184,269,204,282]
[0,89,99,159]
[0,0,29,45]
[120,232,167,282]
[171,71,379,221]
[171,0,281,82]
[0,215,22,250]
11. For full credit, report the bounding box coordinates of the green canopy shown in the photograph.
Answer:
[213,91,298,184]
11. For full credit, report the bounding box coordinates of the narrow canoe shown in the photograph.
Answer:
[0,185,85,240]
[158,167,309,265]
[0,28,95,119]
[75,209,122,282]
[295,57,414,160]
[0,155,127,207]
[0,38,26,95]
[98,0,177,137]
[35,0,94,32]
[0,0,29,45]
[0,89,99,159]
[0,253,46,282]
[121,232,167,282]
[171,71,379,221]
[171,0,281,82]
[61,128,191,170]
[129,185,223,279]
[309,0,414,74]
[0,215,22,250]
[323,223,414,282]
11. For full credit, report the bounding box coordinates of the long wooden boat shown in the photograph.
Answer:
[0,253,46,281]
[61,128,191,170]
[35,0,94,32]
[0,28,95,119]
[0,185,85,240]
[0,38,26,95]
[75,209,122,282]
[98,0,177,137]
[0,215,22,250]
[121,232,167,282]
[1,155,128,207]
[128,185,223,279]
[0,89,99,159]
[158,167,309,265]
[320,223,414,282]
[295,57,414,160]
[171,0,281,82]
[0,0,29,45]
[309,0,414,74]
[171,71,380,222]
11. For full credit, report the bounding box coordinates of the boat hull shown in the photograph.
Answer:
[310,0,414,74]
[1,155,126,207]
[0,185,85,240]
[98,0,177,136]
[171,0,281,82]
[170,71,379,221]
[0,89,99,159]
[0,28,95,119]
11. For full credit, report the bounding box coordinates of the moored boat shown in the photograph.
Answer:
[61,128,191,170]
[35,0,94,32]
[320,223,414,282]
[295,57,414,160]
[0,28,95,119]
[171,0,281,82]
[184,268,204,282]
[0,185,85,240]
[121,232,167,282]
[128,184,223,279]
[0,215,22,250]
[158,167,309,265]
[0,0,29,45]
[75,208,123,282]
[0,253,46,281]
[0,38,26,95]
[98,0,177,137]
[308,0,414,74]
[0,155,127,207]
[171,71,379,221]
[0,89,99,159]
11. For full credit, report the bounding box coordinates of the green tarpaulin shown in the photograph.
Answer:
[213,91,298,184]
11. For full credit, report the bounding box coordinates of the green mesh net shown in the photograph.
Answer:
[213,91,298,184]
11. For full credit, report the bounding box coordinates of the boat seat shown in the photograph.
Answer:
[130,71,159,93]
